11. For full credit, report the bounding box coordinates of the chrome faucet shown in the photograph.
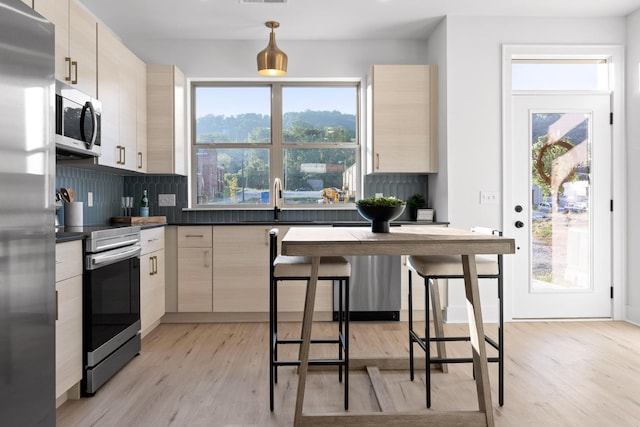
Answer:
[273,177,283,220]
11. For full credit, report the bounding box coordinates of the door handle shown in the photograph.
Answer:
[515,220,525,228]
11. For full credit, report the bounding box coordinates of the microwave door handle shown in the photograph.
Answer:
[80,101,97,149]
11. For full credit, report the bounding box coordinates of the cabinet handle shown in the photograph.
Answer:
[71,60,78,84]
[153,255,158,275]
[204,250,210,268]
[122,146,126,165]
[55,290,59,321]
[185,234,204,238]
[376,153,380,170]
[65,57,72,82]
[149,256,155,276]
[138,152,143,169]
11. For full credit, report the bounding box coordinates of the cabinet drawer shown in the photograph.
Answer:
[55,241,82,282]
[178,226,212,248]
[141,227,165,255]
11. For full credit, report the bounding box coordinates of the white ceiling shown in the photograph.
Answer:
[78,0,640,42]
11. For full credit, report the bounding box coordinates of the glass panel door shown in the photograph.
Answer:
[511,94,612,318]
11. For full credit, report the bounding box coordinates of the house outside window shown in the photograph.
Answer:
[191,82,360,208]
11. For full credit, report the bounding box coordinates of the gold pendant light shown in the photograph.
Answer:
[257,21,287,76]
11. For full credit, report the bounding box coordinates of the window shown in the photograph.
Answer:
[192,83,359,207]
[511,58,609,91]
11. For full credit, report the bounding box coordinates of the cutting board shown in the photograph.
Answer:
[111,216,167,225]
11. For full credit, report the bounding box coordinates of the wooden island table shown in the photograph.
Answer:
[281,225,516,427]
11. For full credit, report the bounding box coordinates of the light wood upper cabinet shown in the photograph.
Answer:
[55,241,82,402]
[177,226,213,312]
[34,0,97,97]
[366,64,438,174]
[147,64,186,175]
[96,23,146,172]
[136,58,148,173]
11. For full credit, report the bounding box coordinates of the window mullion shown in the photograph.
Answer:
[271,83,284,200]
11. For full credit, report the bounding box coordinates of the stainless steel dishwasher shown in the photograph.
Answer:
[332,225,401,321]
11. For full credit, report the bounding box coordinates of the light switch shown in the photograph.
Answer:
[480,191,498,205]
[87,192,93,207]
[158,194,176,207]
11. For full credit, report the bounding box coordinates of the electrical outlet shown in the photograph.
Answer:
[87,192,93,207]
[158,194,176,207]
[480,191,498,205]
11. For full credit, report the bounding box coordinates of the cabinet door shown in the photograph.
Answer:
[146,64,186,175]
[56,275,82,399]
[369,64,438,173]
[96,24,120,168]
[136,59,148,172]
[211,225,333,315]
[212,226,271,312]
[34,0,70,84]
[141,249,165,334]
[68,0,96,97]
[118,46,139,171]
[178,247,212,312]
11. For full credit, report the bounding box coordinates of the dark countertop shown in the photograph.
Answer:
[170,220,447,227]
[55,223,167,243]
[55,221,446,242]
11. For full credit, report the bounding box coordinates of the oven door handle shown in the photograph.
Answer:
[87,245,141,270]
[94,237,141,253]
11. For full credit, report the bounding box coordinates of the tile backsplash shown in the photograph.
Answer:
[56,165,429,225]
[56,165,124,225]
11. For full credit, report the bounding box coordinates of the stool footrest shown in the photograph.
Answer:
[430,356,500,364]
[276,337,342,345]
[273,358,347,367]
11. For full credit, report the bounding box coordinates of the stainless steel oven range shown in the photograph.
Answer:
[81,225,142,396]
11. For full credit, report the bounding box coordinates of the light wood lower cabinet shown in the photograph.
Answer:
[173,225,333,319]
[55,241,83,406]
[140,227,165,336]
[211,225,333,316]
[177,226,213,312]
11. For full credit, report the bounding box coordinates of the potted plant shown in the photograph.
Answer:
[355,196,406,233]
[406,193,426,221]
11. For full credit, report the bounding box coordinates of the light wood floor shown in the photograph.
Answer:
[56,320,640,427]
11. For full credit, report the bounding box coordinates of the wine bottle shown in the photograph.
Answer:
[140,189,149,217]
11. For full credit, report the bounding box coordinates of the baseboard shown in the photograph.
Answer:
[625,305,640,325]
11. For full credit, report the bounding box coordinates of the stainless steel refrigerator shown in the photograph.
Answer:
[0,1,56,425]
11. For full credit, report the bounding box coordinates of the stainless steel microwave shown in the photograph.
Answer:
[55,80,101,157]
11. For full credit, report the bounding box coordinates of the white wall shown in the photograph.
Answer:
[425,19,448,220]
[626,9,640,324]
[442,16,627,322]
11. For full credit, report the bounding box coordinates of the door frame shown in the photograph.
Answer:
[501,44,626,321]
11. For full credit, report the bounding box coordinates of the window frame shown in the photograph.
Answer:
[189,80,361,209]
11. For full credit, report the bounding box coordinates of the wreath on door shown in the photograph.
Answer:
[532,136,577,193]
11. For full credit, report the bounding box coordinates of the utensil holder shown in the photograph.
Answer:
[64,202,83,226]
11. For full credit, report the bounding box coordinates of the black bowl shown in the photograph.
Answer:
[356,204,406,233]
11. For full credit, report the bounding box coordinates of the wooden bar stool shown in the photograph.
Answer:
[407,227,504,408]
[269,228,351,411]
